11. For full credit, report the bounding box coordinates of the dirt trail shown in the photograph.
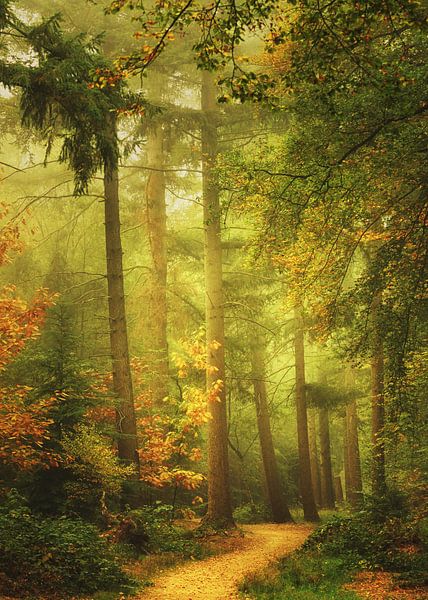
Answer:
[135,523,313,600]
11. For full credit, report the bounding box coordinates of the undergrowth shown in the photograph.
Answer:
[120,503,208,559]
[0,491,135,598]
[241,491,428,599]
[240,553,359,599]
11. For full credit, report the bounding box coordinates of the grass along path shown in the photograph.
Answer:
[132,523,313,600]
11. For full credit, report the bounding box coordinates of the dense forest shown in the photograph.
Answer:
[0,0,427,598]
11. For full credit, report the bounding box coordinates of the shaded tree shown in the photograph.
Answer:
[293,305,319,522]
[251,332,293,523]
[201,71,233,527]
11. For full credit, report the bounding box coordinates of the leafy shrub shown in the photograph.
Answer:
[359,489,410,523]
[0,492,133,597]
[233,502,270,524]
[116,503,205,558]
[61,423,135,521]
[303,506,428,587]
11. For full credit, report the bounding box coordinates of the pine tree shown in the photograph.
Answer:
[0,5,141,484]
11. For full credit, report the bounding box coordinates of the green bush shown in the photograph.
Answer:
[303,507,428,587]
[118,503,205,558]
[0,492,134,597]
[233,502,270,524]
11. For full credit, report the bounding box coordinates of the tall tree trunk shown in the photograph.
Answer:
[251,336,293,523]
[308,408,322,506]
[344,367,363,506]
[371,291,386,496]
[318,407,335,509]
[345,399,363,505]
[294,305,320,522]
[103,117,139,475]
[145,123,169,405]
[343,412,352,501]
[201,71,233,527]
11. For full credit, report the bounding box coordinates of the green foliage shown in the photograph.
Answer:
[1,302,115,519]
[303,498,428,588]
[61,424,135,520]
[0,5,150,195]
[62,424,135,496]
[118,503,205,559]
[305,383,345,410]
[233,502,271,524]
[0,491,134,598]
[240,552,358,599]
[3,302,100,431]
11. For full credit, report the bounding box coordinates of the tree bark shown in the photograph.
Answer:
[308,408,322,506]
[370,291,386,496]
[145,123,169,405]
[103,117,139,474]
[251,336,293,523]
[318,406,335,509]
[201,71,233,527]
[294,305,320,522]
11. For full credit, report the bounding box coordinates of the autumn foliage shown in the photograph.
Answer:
[0,217,55,470]
[132,343,210,491]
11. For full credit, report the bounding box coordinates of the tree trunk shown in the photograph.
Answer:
[344,367,363,506]
[145,123,169,405]
[334,475,344,503]
[343,412,352,501]
[251,336,293,523]
[294,305,320,522]
[319,407,335,509]
[308,408,322,506]
[103,118,139,475]
[371,291,386,497]
[201,71,233,527]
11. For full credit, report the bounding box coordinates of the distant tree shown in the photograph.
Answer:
[343,368,363,507]
[293,305,319,522]
[307,408,321,506]
[251,331,293,523]
[145,121,169,405]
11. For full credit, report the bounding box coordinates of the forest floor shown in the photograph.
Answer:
[130,522,314,600]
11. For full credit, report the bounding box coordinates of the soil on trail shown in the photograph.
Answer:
[134,523,313,600]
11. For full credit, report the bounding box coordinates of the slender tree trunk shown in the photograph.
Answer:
[345,399,363,504]
[318,407,335,509]
[294,305,320,522]
[145,123,169,405]
[334,476,344,503]
[201,71,233,527]
[371,291,386,496]
[308,408,322,506]
[344,366,363,506]
[343,412,352,501]
[251,337,293,523]
[103,118,139,475]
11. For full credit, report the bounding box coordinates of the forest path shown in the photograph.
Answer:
[135,523,313,600]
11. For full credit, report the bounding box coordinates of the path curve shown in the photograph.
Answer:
[136,523,313,600]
